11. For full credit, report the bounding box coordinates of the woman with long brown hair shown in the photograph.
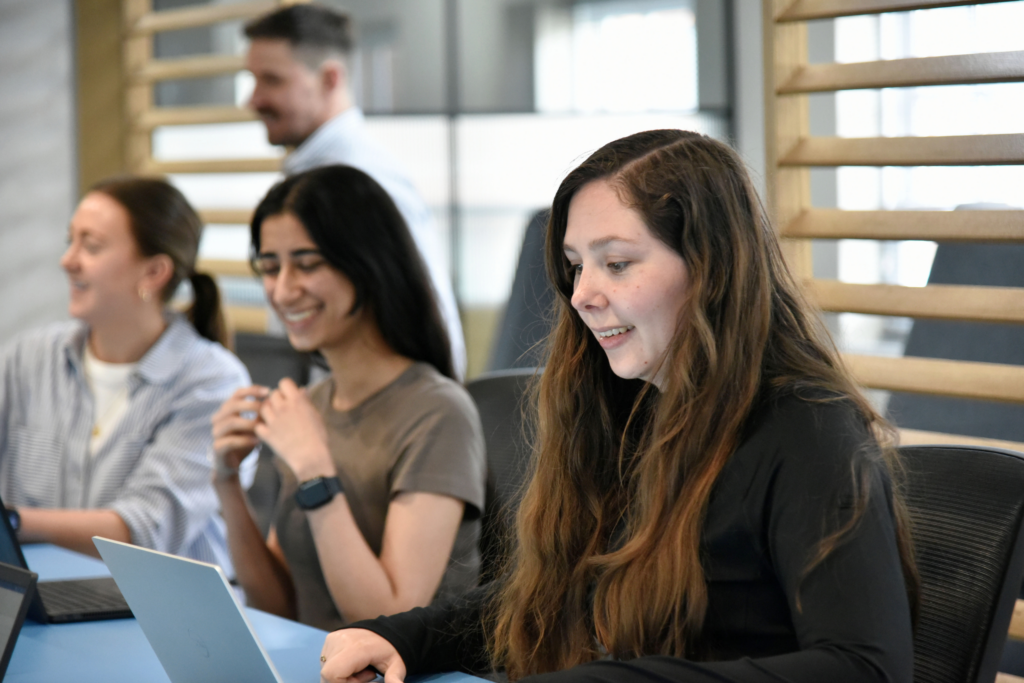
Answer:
[319,130,918,683]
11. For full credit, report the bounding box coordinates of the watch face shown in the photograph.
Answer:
[294,477,342,510]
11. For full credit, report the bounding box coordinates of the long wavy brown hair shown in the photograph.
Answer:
[487,130,919,680]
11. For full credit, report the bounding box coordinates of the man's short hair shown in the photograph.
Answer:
[245,4,353,69]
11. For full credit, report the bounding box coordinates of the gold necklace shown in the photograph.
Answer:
[92,384,129,438]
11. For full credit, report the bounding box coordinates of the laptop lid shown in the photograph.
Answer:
[94,537,283,683]
[0,561,37,679]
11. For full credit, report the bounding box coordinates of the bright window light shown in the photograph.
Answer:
[536,1,697,114]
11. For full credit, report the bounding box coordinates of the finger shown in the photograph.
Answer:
[213,395,267,422]
[382,662,406,683]
[253,421,269,442]
[213,436,259,463]
[278,377,299,395]
[352,669,378,683]
[211,415,259,440]
[232,385,271,401]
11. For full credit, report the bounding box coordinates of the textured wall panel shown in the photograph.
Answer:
[0,0,76,343]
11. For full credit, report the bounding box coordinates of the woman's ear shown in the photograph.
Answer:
[139,253,175,300]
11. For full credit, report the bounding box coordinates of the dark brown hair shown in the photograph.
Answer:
[90,176,227,347]
[488,130,918,679]
[244,3,353,69]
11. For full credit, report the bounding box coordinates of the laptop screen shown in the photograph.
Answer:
[0,495,28,571]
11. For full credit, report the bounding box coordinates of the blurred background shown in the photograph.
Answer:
[2,0,1023,381]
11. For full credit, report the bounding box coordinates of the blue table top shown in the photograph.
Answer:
[9,544,486,683]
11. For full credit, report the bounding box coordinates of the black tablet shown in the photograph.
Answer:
[0,561,37,678]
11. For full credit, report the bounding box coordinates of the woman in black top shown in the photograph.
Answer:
[318,131,918,683]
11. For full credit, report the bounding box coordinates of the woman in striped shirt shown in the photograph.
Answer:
[0,177,250,568]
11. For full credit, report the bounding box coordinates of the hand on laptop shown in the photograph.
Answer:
[320,628,406,683]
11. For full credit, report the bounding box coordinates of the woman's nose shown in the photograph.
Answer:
[60,243,77,272]
[571,269,604,312]
[267,265,300,305]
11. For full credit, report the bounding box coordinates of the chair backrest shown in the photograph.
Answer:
[465,368,537,583]
[487,209,555,372]
[901,444,1024,683]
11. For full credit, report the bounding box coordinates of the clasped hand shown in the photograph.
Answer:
[320,628,406,683]
[211,378,335,482]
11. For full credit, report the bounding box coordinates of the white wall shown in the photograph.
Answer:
[0,0,77,343]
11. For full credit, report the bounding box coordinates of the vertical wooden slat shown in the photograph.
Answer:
[764,0,812,278]
[75,0,127,195]
[122,0,153,174]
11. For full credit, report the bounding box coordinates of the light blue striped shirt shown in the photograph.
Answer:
[0,314,250,571]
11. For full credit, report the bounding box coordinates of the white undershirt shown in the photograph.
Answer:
[83,346,136,455]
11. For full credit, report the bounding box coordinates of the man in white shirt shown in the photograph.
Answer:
[244,4,466,378]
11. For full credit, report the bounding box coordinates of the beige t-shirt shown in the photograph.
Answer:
[273,362,487,630]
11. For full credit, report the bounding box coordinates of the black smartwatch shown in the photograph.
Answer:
[293,476,344,511]
[5,507,19,533]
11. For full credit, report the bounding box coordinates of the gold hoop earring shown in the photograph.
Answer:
[138,288,150,303]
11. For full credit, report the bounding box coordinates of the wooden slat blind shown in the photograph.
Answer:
[765,0,1024,656]
[776,0,1018,22]
[782,209,1024,242]
[778,51,1024,93]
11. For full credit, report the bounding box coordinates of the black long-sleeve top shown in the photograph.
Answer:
[348,393,915,683]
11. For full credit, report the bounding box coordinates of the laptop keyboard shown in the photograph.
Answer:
[38,577,132,618]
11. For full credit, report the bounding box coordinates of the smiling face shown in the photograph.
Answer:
[246,39,334,147]
[60,192,155,327]
[256,212,365,353]
[564,179,690,388]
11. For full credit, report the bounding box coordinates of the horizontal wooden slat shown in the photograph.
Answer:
[199,209,254,225]
[899,429,1024,455]
[844,353,1024,403]
[225,305,268,335]
[776,0,1016,22]
[136,106,255,130]
[197,258,254,278]
[780,134,1024,167]
[145,157,282,174]
[808,280,1024,324]
[133,54,245,84]
[131,0,277,35]
[778,51,1024,94]
[782,209,1024,242]
[1010,600,1024,641]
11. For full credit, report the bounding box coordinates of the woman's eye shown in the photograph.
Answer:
[296,259,325,273]
[608,261,629,273]
[254,259,280,276]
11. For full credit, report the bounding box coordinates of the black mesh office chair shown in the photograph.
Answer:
[901,444,1024,683]
[488,209,554,372]
[465,368,538,584]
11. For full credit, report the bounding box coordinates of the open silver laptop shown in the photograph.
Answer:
[94,537,304,683]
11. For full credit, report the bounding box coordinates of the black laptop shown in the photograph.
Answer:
[0,495,132,623]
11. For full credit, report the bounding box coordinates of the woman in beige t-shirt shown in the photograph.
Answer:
[211,165,485,629]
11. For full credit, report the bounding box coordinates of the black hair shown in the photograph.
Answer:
[90,176,228,347]
[244,3,353,64]
[250,165,455,380]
